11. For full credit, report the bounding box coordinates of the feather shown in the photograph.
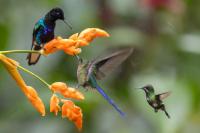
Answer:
[86,48,133,80]
[27,22,44,65]
[27,44,42,65]
[95,83,125,117]
[157,91,171,100]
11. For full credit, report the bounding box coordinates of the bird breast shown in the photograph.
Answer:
[77,66,88,86]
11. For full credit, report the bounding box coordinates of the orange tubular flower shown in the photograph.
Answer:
[61,99,83,131]
[77,28,110,45]
[50,94,61,116]
[0,27,109,131]
[50,82,84,100]
[42,37,82,56]
[0,54,45,116]
[26,86,46,116]
[42,28,109,55]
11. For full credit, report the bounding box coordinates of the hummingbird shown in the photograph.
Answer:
[76,48,133,117]
[139,84,171,118]
[27,7,72,65]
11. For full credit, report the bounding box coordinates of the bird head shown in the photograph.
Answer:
[139,84,154,94]
[49,7,72,29]
[49,7,64,20]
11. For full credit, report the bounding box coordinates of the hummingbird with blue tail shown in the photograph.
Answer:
[27,7,72,65]
[139,84,171,118]
[76,48,133,117]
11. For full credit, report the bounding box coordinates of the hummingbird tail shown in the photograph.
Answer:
[164,110,170,119]
[27,45,41,65]
[95,84,125,117]
[161,105,170,118]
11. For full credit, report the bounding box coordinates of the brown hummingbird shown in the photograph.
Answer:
[76,48,133,116]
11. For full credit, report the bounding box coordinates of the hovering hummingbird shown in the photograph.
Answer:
[139,85,171,118]
[27,7,72,65]
[76,48,133,117]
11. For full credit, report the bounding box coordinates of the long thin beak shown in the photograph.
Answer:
[75,55,83,63]
[75,55,80,60]
[63,20,72,30]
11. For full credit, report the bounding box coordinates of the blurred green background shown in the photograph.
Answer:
[0,0,200,133]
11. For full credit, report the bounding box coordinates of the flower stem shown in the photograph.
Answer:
[0,50,41,54]
[17,65,50,87]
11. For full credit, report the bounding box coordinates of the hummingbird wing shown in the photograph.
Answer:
[86,48,133,80]
[31,19,46,50]
[156,91,171,100]
[27,22,44,65]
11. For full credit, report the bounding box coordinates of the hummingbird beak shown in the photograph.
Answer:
[63,19,72,30]
[137,87,144,90]
[75,55,80,60]
[75,55,83,63]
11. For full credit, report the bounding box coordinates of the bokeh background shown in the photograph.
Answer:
[0,0,200,133]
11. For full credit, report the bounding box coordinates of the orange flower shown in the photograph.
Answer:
[61,99,83,131]
[42,28,109,55]
[77,28,110,46]
[26,86,46,116]
[50,82,84,100]
[0,53,84,130]
[0,54,46,116]
[50,94,61,116]
[42,37,82,56]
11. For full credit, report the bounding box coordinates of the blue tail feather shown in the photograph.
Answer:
[95,84,125,117]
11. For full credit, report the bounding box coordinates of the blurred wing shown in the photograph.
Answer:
[157,91,171,100]
[87,48,133,80]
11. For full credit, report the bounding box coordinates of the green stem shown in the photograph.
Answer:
[17,65,50,87]
[0,50,41,54]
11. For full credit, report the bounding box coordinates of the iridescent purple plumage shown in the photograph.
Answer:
[27,8,65,65]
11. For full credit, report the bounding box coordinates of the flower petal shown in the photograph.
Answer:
[43,37,76,55]
[26,86,46,116]
[63,46,81,55]
[69,33,79,40]
[50,82,84,100]
[42,28,109,56]
[61,99,83,131]
[78,28,110,45]
[50,94,61,116]
[0,54,45,116]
